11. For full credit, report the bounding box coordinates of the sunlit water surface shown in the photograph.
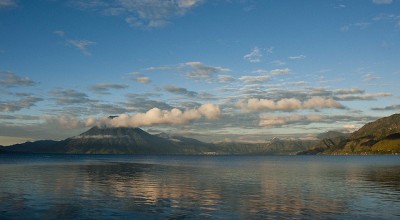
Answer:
[0,154,399,219]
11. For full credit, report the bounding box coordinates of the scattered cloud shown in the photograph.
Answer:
[164,86,198,97]
[218,75,235,83]
[0,114,41,120]
[372,0,393,4]
[53,30,65,37]
[238,97,344,112]
[250,68,290,76]
[244,47,262,63]
[182,61,230,80]
[341,22,371,32]
[51,89,94,105]
[0,96,43,112]
[271,60,285,66]
[0,72,36,87]
[54,31,97,56]
[67,39,97,56]
[371,104,400,111]
[334,88,365,95]
[270,68,290,75]
[0,0,17,8]
[239,75,271,83]
[69,0,203,29]
[343,124,359,132]
[259,114,377,128]
[134,76,151,84]
[334,92,392,101]
[85,103,221,127]
[125,94,173,112]
[259,114,323,126]
[288,55,306,60]
[363,73,380,81]
[90,83,128,94]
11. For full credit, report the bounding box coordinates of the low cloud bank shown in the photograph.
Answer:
[238,97,344,112]
[85,103,221,127]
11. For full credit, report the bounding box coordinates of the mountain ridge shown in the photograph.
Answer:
[298,113,400,155]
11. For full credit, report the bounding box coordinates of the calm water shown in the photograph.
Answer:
[0,154,399,219]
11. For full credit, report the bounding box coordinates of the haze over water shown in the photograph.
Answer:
[0,155,399,219]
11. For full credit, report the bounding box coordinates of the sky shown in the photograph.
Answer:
[1,0,400,145]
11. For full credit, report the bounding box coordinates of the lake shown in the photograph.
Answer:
[0,154,399,219]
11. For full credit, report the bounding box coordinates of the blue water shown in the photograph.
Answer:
[0,154,399,219]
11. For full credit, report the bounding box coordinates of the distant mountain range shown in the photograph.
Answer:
[299,113,400,155]
[1,126,317,155]
[2,113,399,155]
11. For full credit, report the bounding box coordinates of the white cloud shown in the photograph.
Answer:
[53,30,65,37]
[135,77,151,84]
[182,62,230,80]
[288,55,306,60]
[238,97,344,112]
[244,47,262,63]
[259,114,324,126]
[67,39,97,56]
[335,92,392,101]
[334,88,365,95]
[85,103,221,127]
[372,0,393,4]
[363,73,380,81]
[218,75,235,83]
[0,72,36,87]
[239,75,271,83]
[70,0,203,29]
[248,68,289,76]
[343,124,359,132]
[270,68,290,75]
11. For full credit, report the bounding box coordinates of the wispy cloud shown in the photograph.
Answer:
[239,75,271,83]
[90,83,128,94]
[271,60,285,66]
[244,47,262,63]
[182,61,230,80]
[288,55,306,60]
[67,39,97,56]
[69,0,203,29]
[0,96,43,112]
[363,73,380,81]
[258,114,375,128]
[259,114,324,126]
[0,72,36,87]
[334,92,391,101]
[0,0,17,8]
[372,0,393,4]
[341,22,371,32]
[134,76,151,84]
[164,86,198,97]
[218,75,235,83]
[54,30,96,56]
[51,89,94,105]
[238,97,344,112]
[371,104,400,111]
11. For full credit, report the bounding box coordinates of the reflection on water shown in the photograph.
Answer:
[0,155,399,219]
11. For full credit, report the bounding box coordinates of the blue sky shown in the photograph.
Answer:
[1,0,400,145]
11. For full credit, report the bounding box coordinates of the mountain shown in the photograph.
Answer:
[2,140,59,153]
[214,138,317,155]
[299,113,400,155]
[4,126,216,154]
[4,126,315,155]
